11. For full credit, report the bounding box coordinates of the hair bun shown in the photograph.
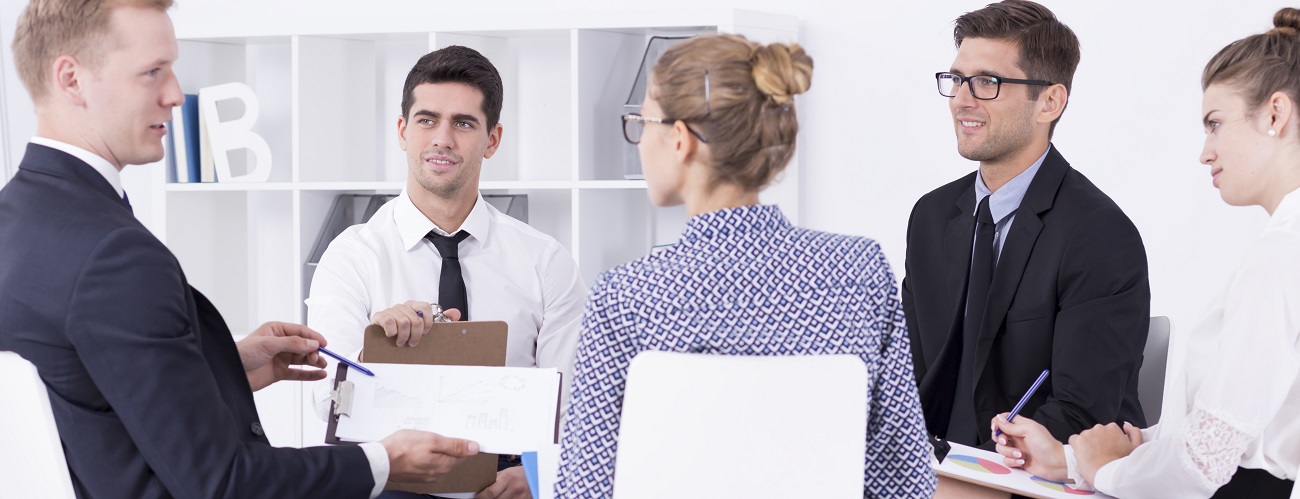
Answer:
[1273,7,1300,35]
[750,42,813,105]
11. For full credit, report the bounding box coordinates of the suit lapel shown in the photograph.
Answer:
[972,146,1070,378]
[919,175,976,414]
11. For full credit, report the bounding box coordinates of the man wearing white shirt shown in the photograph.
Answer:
[307,46,585,499]
[0,1,477,498]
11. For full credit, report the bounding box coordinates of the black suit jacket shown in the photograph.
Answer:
[0,144,373,498]
[901,145,1149,445]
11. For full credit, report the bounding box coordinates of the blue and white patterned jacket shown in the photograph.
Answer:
[555,204,938,498]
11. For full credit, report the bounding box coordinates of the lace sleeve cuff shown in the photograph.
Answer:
[1182,407,1254,487]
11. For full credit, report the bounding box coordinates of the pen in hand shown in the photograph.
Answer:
[995,369,1049,438]
[317,346,375,377]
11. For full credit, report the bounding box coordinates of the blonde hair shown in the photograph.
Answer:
[650,34,813,192]
[1203,8,1300,115]
[12,0,174,102]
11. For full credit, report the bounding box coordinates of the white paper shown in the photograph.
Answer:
[536,443,559,499]
[334,364,560,455]
[934,442,1116,499]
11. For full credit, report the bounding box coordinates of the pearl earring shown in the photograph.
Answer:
[1269,129,1277,137]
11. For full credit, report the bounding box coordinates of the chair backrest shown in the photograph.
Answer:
[611,352,869,499]
[0,351,76,498]
[1292,464,1300,499]
[1139,316,1171,424]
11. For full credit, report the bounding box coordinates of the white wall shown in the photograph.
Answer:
[3,0,1291,335]
[0,0,31,184]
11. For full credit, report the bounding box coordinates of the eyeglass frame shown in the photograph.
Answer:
[621,113,710,144]
[934,71,1056,101]
[621,69,712,145]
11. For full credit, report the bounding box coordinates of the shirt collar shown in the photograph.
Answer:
[679,204,790,246]
[394,190,492,251]
[30,136,124,197]
[1270,187,1300,229]
[974,145,1050,223]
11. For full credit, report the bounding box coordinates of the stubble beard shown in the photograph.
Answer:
[957,103,1037,164]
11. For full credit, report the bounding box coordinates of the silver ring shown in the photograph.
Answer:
[429,303,453,323]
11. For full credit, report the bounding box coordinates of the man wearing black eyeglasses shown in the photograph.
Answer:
[902,0,1150,455]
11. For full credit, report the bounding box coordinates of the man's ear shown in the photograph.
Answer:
[483,122,503,159]
[51,55,86,106]
[1036,84,1068,126]
[396,115,409,151]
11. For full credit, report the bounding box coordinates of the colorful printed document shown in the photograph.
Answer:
[934,442,1116,499]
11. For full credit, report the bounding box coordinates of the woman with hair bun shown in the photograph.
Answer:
[554,34,936,498]
[992,8,1300,498]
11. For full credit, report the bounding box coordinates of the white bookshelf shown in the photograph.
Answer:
[126,9,800,449]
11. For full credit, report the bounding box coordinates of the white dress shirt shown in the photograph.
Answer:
[30,137,393,498]
[307,190,585,408]
[1062,187,1300,497]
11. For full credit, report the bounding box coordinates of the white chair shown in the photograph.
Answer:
[611,352,869,499]
[0,351,76,498]
[1292,466,1300,499]
[1139,316,1171,424]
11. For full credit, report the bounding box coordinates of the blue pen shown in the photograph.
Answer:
[318,346,375,377]
[994,369,1049,438]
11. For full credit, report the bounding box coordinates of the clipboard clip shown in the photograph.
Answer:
[331,380,355,418]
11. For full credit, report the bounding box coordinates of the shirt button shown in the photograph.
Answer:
[251,422,264,437]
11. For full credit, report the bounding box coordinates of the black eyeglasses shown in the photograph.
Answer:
[622,113,709,145]
[935,72,1055,100]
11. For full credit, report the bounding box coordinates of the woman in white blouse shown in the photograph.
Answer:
[989,8,1300,499]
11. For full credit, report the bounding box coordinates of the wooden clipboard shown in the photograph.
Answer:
[325,321,508,495]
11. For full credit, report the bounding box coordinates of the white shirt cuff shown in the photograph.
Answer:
[314,378,334,422]
[1092,457,1123,494]
[1062,444,1095,491]
[360,442,390,498]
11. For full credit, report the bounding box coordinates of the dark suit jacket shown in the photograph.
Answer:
[901,145,1149,445]
[0,144,373,498]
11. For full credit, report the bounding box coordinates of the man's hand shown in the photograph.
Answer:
[991,413,1069,482]
[371,301,463,347]
[381,430,479,484]
[475,466,532,499]
[1071,422,1142,486]
[237,322,328,391]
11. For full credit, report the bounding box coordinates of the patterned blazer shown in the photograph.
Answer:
[555,204,937,498]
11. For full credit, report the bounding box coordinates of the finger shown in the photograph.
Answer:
[474,479,506,499]
[995,442,1023,460]
[407,301,436,341]
[280,367,328,382]
[374,312,399,338]
[432,434,480,457]
[393,308,414,347]
[304,350,325,368]
[1123,422,1143,444]
[273,322,329,345]
[992,415,1031,438]
[263,335,321,356]
[444,308,463,322]
[397,304,429,347]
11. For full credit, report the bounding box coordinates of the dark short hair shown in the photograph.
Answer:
[954,0,1080,134]
[400,45,504,129]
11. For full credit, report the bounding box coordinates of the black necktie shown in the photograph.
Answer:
[426,230,471,321]
[122,192,133,214]
[948,195,996,445]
